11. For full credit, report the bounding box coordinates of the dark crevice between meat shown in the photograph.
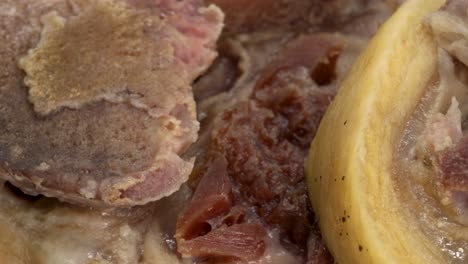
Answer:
[306,229,334,264]
[193,42,241,102]
[4,182,42,202]
[176,34,343,262]
[176,155,266,262]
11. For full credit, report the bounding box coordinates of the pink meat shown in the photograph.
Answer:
[178,223,266,261]
[0,0,223,206]
[438,135,468,192]
[176,34,344,262]
[176,156,267,261]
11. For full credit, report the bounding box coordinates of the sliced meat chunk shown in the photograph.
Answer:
[0,0,223,206]
[215,38,341,241]
[178,223,266,261]
[193,52,240,102]
[177,34,344,262]
[176,156,266,261]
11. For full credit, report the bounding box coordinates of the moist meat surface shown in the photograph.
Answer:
[176,1,394,262]
[0,0,396,263]
[429,0,468,179]
[0,0,223,206]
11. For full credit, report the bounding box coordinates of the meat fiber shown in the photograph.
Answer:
[175,0,394,261]
[0,0,223,206]
[438,136,468,192]
[208,0,392,35]
[176,34,343,262]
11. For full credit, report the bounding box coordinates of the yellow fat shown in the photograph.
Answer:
[306,0,446,263]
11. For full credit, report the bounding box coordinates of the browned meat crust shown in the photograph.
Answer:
[0,0,223,206]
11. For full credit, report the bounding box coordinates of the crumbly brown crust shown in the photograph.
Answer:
[0,0,223,206]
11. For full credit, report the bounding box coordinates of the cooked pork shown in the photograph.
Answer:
[208,0,392,36]
[0,0,223,206]
[176,1,394,262]
[0,0,397,263]
[414,0,468,214]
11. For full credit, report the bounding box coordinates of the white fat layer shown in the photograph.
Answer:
[0,182,190,264]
